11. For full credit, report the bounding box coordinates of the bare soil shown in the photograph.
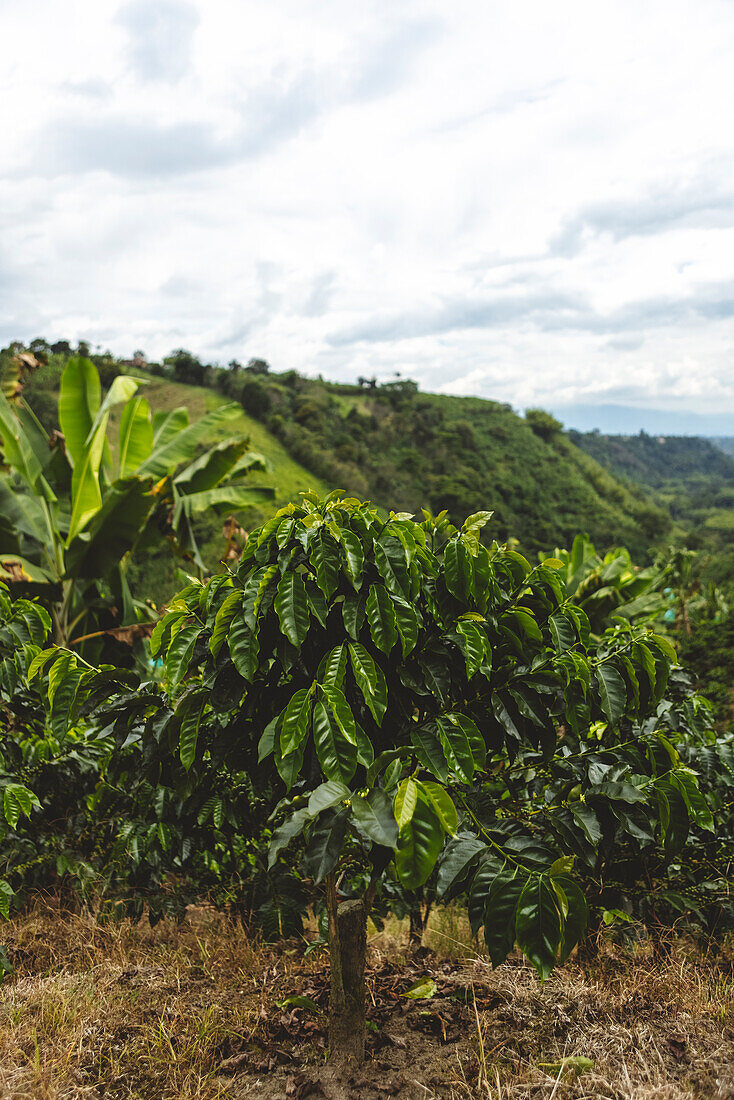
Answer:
[0,903,732,1100]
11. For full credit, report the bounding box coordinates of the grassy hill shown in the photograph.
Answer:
[14,346,671,582]
[204,367,670,560]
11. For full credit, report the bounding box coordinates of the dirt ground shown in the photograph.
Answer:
[0,903,732,1100]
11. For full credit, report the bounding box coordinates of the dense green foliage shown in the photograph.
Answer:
[0,353,272,656]
[17,500,714,965]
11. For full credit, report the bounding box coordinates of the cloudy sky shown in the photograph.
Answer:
[3,0,734,422]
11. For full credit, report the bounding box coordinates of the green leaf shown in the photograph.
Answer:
[436,834,485,899]
[317,644,347,688]
[351,788,398,848]
[312,697,357,783]
[349,643,388,724]
[228,618,260,682]
[391,594,420,657]
[394,778,418,829]
[3,783,40,829]
[319,683,357,745]
[258,714,276,761]
[58,356,100,469]
[411,722,450,783]
[549,612,575,652]
[0,880,14,921]
[241,565,278,632]
[570,803,602,846]
[394,792,444,889]
[595,663,626,726]
[0,391,50,497]
[274,571,310,649]
[448,712,486,772]
[436,715,475,783]
[209,589,242,657]
[310,530,341,600]
[401,978,437,999]
[455,620,488,679]
[649,632,677,664]
[268,807,312,868]
[139,403,241,478]
[175,438,262,494]
[342,592,365,639]
[539,1056,594,1080]
[515,877,562,980]
[149,611,185,660]
[468,855,504,935]
[339,528,364,589]
[354,722,374,768]
[276,995,322,1016]
[671,768,715,832]
[46,650,74,711]
[166,623,200,688]
[483,869,525,966]
[274,734,306,791]
[179,697,204,770]
[118,396,153,476]
[65,415,108,542]
[417,781,458,836]
[444,538,473,600]
[552,874,589,964]
[50,662,83,737]
[279,688,313,757]
[66,374,141,543]
[308,780,350,816]
[366,584,398,654]
[374,535,410,597]
[303,809,348,882]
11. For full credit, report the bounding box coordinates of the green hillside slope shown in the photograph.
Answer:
[570,429,734,489]
[214,370,669,558]
[12,344,669,570]
[569,429,734,544]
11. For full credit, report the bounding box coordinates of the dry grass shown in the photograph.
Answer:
[0,902,732,1100]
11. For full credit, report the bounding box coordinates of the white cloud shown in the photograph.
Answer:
[2,0,734,418]
[117,0,200,83]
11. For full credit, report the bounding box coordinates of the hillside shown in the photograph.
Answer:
[14,345,669,571]
[570,428,734,543]
[210,367,670,559]
[569,429,734,489]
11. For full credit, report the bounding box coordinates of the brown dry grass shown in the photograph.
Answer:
[0,902,732,1100]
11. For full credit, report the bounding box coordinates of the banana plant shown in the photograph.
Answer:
[0,356,273,649]
[553,533,669,634]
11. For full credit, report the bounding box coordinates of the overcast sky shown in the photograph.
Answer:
[3,0,734,418]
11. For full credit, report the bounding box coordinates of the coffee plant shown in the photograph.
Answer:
[3,496,720,1068]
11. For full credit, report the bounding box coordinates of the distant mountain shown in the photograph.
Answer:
[569,430,734,490]
[550,404,734,437]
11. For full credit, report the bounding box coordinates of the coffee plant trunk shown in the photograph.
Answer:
[326,879,367,1066]
[408,901,431,947]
